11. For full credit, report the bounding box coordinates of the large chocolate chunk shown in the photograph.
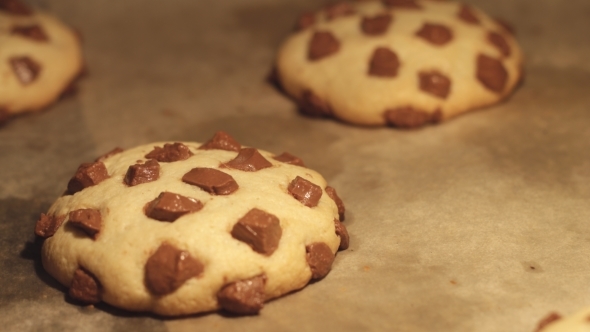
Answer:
[145,192,204,222]
[217,275,266,315]
[95,147,123,162]
[299,90,332,117]
[384,107,441,128]
[199,131,241,152]
[361,13,392,36]
[10,56,41,85]
[419,70,451,99]
[288,176,322,208]
[124,159,160,186]
[458,5,480,24]
[68,268,101,304]
[295,12,316,31]
[223,148,272,172]
[68,209,102,239]
[487,31,511,57]
[10,25,48,41]
[306,242,335,279]
[145,142,193,162]
[476,54,508,93]
[334,219,349,250]
[325,186,345,221]
[534,312,562,332]
[231,208,282,255]
[0,0,32,15]
[273,152,305,167]
[324,2,355,20]
[415,23,453,46]
[382,0,421,9]
[67,162,110,195]
[182,167,239,195]
[144,243,204,296]
[368,47,399,77]
[308,31,340,61]
[35,213,66,238]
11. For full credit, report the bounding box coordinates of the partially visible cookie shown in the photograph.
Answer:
[0,0,84,123]
[533,308,590,332]
[274,0,524,128]
[36,131,349,316]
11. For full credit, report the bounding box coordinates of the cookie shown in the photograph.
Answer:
[273,0,524,128]
[533,308,590,332]
[0,0,84,123]
[36,131,349,316]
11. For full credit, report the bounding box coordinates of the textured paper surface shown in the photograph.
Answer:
[1,0,589,331]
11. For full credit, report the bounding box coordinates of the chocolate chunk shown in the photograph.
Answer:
[145,192,203,222]
[35,213,66,238]
[382,0,421,9]
[476,54,508,93]
[457,5,480,24]
[231,208,282,255]
[334,219,349,250]
[324,2,355,20]
[495,17,515,35]
[534,312,562,332]
[361,13,392,36]
[145,142,193,162]
[308,31,340,61]
[487,31,511,57]
[10,25,48,41]
[223,148,272,172]
[68,209,102,239]
[419,70,451,99]
[145,243,204,296]
[217,275,266,315]
[273,152,305,167]
[299,90,332,117]
[199,131,241,152]
[288,176,322,208]
[325,186,345,221]
[368,47,400,77]
[124,159,160,186]
[384,107,441,128]
[10,56,41,85]
[0,0,32,15]
[295,11,316,31]
[67,162,110,195]
[415,23,453,46]
[182,167,239,195]
[68,268,101,304]
[95,147,123,162]
[306,242,335,279]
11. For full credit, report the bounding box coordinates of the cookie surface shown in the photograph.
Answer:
[274,0,524,128]
[36,132,348,316]
[0,0,83,122]
[534,308,590,332]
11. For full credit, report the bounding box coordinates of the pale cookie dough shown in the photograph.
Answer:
[36,131,349,316]
[534,308,590,332]
[273,0,524,128]
[0,0,84,123]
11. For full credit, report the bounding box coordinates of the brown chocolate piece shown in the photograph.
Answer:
[0,0,32,15]
[295,12,316,31]
[10,25,48,41]
[415,23,453,46]
[217,275,266,315]
[334,219,349,250]
[95,147,123,162]
[145,142,193,162]
[10,56,41,85]
[223,148,272,172]
[124,159,160,186]
[487,31,511,57]
[68,268,101,304]
[382,0,421,9]
[299,90,332,117]
[67,162,110,195]
[419,70,451,99]
[361,13,392,36]
[288,176,322,208]
[534,312,562,332]
[199,131,241,152]
[231,208,282,255]
[306,242,335,279]
[68,209,102,239]
[325,186,345,221]
[145,192,203,222]
[384,107,441,128]
[457,5,480,24]
[308,31,340,61]
[476,54,508,93]
[324,2,355,20]
[35,213,66,238]
[273,152,305,167]
[182,167,239,195]
[368,47,400,77]
[144,243,204,296]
